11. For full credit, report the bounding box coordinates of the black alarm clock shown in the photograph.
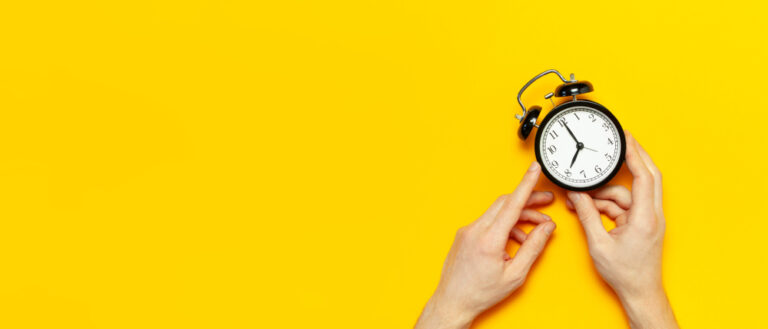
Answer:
[515,69,626,191]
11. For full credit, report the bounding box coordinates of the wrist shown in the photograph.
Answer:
[415,296,476,329]
[618,286,666,312]
[617,287,678,329]
[615,282,665,306]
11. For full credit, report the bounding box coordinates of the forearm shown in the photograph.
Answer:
[414,296,474,329]
[618,288,679,329]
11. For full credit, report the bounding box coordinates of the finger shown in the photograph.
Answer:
[567,191,609,243]
[509,227,527,244]
[624,131,654,214]
[635,141,663,216]
[590,185,632,209]
[506,221,556,279]
[594,199,626,219]
[477,191,552,227]
[491,162,541,236]
[519,209,552,224]
[525,191,554,207]
[615,214,628,227]
[474,194,510,226]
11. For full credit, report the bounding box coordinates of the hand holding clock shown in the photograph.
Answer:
[566,131,678,329]
[416,132,679,329]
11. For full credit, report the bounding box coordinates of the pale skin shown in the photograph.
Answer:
[415,131,679,329]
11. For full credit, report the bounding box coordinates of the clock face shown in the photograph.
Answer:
[535,101,625,191]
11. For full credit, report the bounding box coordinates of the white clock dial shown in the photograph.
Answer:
[537,105,623,190]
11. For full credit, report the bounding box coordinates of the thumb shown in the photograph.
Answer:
[507,221,556,279]
[567,191,609,243]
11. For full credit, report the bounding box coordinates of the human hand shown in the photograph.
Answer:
[566,131,678,329]
[415,162,557,329]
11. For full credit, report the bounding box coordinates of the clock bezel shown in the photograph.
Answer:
[534,100,626,191]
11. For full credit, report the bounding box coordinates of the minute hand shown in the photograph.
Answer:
[564,123,579,144]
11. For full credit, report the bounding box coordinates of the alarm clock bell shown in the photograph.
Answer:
[516,70,594,140]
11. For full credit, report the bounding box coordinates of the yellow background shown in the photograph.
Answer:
[0,0,766,328]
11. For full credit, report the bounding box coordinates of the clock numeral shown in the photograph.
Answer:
[579,170,587,178]
[605,153,612,161]
[549,130,559,139]
[588,113,596,122]
[547,145,557,155]
[602,122,611,132]
[574,113,580,120]
[607,137,614,145]
[595,165,602,173]
[551,160,559,169]
[557,118,567,127]
[564,169,571,177]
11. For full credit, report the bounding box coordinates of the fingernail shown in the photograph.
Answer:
[567,191,580,201]
[528,161,540,172]
[544,221,556,234]
[543,214,551,221]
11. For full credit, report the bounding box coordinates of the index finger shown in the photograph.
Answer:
[490,162,542,240]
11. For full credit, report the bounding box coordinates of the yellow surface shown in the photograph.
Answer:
[0,0,766,328]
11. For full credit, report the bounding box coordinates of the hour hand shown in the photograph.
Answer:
[570,148,581,168]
